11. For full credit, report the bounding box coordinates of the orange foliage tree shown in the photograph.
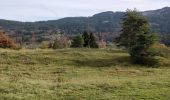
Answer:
[0,31,16,49]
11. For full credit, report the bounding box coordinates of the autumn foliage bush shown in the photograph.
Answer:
[0,31,16,49]
[153,43,170,57]
[51,34,71,49]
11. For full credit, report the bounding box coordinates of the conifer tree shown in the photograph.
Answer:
[82,31,90,47]
[89,32,98,48]
[71,34,84,48]
[116,9,158,66]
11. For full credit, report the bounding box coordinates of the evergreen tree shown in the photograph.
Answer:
[116,9,158,66]
[71,34,84,48]
[82,31,90,47]
[89,32,98,48]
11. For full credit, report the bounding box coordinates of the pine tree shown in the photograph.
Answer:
[116,9,158,66]
[82,31,90,47]
[71,34,84,48]
[89,32,98,48]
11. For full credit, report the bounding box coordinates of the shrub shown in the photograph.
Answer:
[97,40,107,48]
[14,45,22,50]
[0,31,17,49]
[52,34,71,49]
[39,41,49,49]
[153,43,170,57]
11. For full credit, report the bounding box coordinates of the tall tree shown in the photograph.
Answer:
[89,32,98,48]
[71,34,84,48]
[116,9,158,66]
[82,31,90,47]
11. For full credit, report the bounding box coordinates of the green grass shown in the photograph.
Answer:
[0,48,170,100]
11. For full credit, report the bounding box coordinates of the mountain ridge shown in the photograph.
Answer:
[0,7,170,45]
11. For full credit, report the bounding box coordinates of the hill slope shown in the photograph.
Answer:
[0,49,170,99]
[0,7,170,34]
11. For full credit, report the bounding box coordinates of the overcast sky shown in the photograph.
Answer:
[0,0,169,22]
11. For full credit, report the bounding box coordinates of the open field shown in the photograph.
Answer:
[0,48,170,100]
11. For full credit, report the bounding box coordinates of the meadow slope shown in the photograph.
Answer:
[0,49,170,100]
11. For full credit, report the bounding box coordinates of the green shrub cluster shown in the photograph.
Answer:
[71,31,98,48]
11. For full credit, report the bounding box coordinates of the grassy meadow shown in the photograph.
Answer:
[0,48,170,100]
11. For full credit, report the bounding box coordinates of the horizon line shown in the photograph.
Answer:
[0,6,169,23]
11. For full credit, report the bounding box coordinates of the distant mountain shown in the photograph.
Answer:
[0,7,170,44]
[142,7,170,34]
[0,7,170,34]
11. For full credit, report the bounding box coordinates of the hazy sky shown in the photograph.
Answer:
[0,0,169,22]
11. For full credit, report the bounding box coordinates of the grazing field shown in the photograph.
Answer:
[0,48,170,100]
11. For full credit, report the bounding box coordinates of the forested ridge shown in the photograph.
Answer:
[0,7,170,44]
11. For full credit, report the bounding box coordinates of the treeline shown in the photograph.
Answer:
[46,31,99,49]
[0,29,108,50]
